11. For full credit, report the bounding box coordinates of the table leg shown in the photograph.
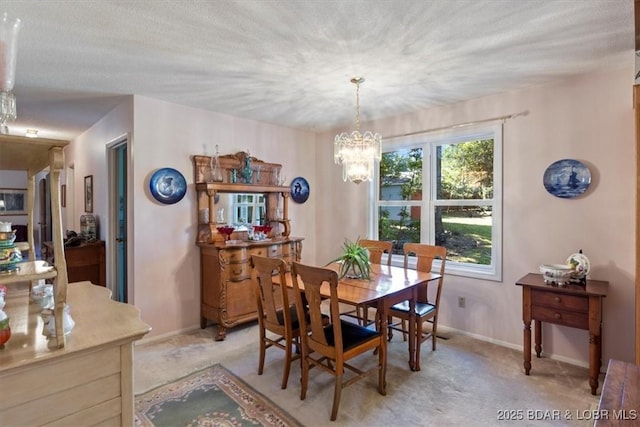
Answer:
[378,301,388,392]
[534,320,542,357]
[524,319,531,375]
[588,334,600,395]
[522,287,532,375]
[588,295,603,395]
[408,288,416,371]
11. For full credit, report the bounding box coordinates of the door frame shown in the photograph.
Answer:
[107,134,131,303]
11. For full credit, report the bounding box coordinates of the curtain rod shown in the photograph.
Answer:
[382,111,529,140]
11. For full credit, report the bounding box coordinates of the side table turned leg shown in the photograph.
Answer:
[523,320,531,375]
[588,333,600,395]
[534,319,542,357]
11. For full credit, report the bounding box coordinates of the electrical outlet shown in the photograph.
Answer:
[458,297,466,308]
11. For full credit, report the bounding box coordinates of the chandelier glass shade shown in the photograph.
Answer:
[334,77,381,184]
[0,12,22,134]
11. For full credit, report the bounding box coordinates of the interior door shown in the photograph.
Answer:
[109,139,128,303]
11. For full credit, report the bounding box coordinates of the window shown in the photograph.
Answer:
[372,125,502,281]
[233,193,266,226]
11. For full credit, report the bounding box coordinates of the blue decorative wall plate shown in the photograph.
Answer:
[149,168,187,204]
[290,177,310,203]
[543,159,591,199]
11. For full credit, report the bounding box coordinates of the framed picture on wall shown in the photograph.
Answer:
[0,188,27,215]
[84,175,93,213]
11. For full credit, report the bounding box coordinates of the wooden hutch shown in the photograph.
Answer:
[0,135,150,425]
[193,151,303,340]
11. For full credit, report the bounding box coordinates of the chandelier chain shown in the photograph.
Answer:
[355,80,360,132]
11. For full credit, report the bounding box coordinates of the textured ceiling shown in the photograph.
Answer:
[1,0,635,141]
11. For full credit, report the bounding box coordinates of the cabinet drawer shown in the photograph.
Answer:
[268,244,283,257]
[281,243,294,255]
[249,247,268,258]
[531,305,589,329]
[531,290,588,313]
[225,262,252,280]
[220,248,248,263]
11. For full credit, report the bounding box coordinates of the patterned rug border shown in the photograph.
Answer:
[135,363,303,427]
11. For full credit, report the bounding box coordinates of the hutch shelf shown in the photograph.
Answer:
[0,134,70,346]
[0,135,151,425]
[193,151,303,340]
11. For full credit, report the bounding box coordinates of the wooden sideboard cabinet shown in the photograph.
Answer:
[200,238,303,341]
[44,240,106,287]
[192,151,303,340]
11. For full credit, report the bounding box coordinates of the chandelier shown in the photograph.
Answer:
[334,77,381,184]
[0,12,22,134]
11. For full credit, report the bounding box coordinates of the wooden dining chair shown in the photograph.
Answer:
[341,239,393,326]
[250,255,301,389]
[291,261,386,421]
[387,243,446,371]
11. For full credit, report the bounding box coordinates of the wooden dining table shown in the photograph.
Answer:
[282,262,441,391]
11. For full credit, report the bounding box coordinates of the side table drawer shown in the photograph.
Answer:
[531,305,589,329]
[531,290,588,312]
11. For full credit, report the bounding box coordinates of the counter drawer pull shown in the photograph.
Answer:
[554,313,561,319]
[554,297,561,303]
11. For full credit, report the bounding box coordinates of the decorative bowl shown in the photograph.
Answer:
[0,246,22,272]
[539,264,572,285]
[0,231,16,247]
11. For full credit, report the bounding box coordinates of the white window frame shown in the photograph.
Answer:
[370,124,502,281]
[233,193,266,226]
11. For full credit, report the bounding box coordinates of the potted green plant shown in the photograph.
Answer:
[329,237,372,280]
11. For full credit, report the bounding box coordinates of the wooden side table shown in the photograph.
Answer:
[515,273,608,395]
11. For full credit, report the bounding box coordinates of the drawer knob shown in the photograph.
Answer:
[554,297,561,303]
[554,313,561,319]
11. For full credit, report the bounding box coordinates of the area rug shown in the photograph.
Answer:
[135,363,303,427]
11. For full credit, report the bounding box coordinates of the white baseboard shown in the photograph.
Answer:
[135,324,202,346]
[437,324,590,369]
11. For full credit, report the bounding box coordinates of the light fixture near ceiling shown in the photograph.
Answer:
[25,128,38,138]
[334,77,382,184]
[0,12,22,135]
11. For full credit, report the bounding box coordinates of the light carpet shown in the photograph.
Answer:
[134,324,600,426]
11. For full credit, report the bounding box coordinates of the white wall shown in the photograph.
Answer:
[316,65,635,366]
[130,96,317,336]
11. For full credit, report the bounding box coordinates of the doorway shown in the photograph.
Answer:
[38,174,51,258]
[108,137,128,303]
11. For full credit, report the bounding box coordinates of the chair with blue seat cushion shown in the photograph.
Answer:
[291,261,385,421]
[354,239,393,326]
[251,255,301,389]
[387,243,446,371]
